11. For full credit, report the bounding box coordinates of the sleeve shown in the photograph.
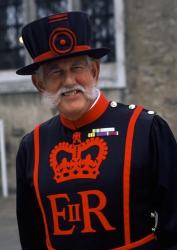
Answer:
[16,135,46,250]
[150,115,177,250]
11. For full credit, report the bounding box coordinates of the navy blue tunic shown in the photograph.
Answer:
[16,95,177,250]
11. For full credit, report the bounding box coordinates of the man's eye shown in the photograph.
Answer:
[54,70,62,74]
[49,70,62,76]
[72,65,84,71]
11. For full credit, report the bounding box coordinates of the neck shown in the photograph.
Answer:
[62,101,94,121]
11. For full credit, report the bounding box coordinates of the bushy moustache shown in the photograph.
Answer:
[42,84,99,108]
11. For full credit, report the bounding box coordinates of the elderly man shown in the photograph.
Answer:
[16,11,177,250]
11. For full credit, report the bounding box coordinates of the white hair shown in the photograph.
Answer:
[35,64,44,80]
[42,84,100,108]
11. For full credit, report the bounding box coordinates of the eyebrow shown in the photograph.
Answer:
[71,60,87,66]
[46,63,60,71]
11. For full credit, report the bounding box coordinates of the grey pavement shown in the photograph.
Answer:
[0,195,21,250]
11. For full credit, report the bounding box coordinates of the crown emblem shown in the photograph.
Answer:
[49,132,108,183]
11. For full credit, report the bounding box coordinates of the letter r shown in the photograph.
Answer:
[78,190,116,233]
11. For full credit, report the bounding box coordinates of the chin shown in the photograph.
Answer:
[59,102,90,120]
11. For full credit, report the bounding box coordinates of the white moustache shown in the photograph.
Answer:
[58,85,86,96]
[42,84,99,108]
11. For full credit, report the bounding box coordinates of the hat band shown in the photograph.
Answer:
[33,45,91,63]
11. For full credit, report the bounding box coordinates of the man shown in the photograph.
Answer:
[16,11,177,250]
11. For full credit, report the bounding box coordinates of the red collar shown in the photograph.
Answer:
[60,93,109,130]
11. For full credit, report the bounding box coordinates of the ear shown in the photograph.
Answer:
[91,60,100,83]
[32,74,45,93]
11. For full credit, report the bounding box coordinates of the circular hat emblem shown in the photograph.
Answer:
[49,28,77,55]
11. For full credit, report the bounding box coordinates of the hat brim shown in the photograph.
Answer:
[16,47,110,75]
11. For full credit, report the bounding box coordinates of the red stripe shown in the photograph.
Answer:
[33,45,91,63]
[111,233,156,249]
[123,106,144,244]
[48,14,68,20]
[33,125,55,250]
[48,17,68,23]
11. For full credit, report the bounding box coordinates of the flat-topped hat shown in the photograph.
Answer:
[16,11,110,75]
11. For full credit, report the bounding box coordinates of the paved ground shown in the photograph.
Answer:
[0,195,21,250]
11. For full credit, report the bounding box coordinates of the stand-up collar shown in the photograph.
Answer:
[60,93,109,130]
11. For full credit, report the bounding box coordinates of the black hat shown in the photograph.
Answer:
[16,11,110,75]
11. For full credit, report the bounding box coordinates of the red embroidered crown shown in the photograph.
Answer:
[49,132,108,183]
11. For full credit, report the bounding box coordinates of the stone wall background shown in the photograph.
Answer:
[125,0,177,137]
[0,92,53,191]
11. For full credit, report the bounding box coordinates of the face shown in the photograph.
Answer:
[33,55,100,120]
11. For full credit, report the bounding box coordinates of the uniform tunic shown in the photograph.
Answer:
[16,94,177,250]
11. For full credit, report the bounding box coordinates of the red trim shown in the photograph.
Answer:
[112,233,156,250]
[33,45,91,63]
[60,93,109,130]
[48,14,68,20]
[48,17,68,23]
[48,13,68,23]
[123,106,144,244]
[33,125,55,250]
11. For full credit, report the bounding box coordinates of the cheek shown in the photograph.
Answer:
[43,79,62,92]
[76,73,95,87]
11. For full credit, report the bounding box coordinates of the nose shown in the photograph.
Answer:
[64,71,76,87]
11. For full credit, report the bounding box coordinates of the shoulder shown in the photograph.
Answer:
[111,101,175,141]
[19,115,59,147]
[109,100,156,121]
[108,100,165,137]
[20,131,33,147]
[39,114,59,129]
